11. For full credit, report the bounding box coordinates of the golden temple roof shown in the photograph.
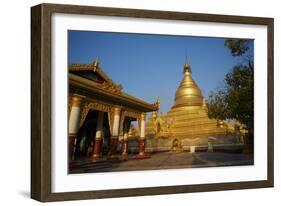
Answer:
[172,59,203,109]
[69,58,159,112]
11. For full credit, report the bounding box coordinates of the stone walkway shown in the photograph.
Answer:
[69,151,253,174]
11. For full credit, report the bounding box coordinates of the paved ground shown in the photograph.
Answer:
[69,151,253,174]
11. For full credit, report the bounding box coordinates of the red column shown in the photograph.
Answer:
[91,111,104,160]
[108,107,121,160]
[68,94,84,161]
[92,138,102,160]
[108,136,118,159]
[121,120,130,160]
[138,139,145,158]
[121,139,128,160]
[138,113,146,158]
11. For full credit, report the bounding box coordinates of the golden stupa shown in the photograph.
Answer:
[145,58,239,151]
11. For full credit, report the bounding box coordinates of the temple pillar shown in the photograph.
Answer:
[68,94,84,161]
[121,120,130,160]
[108,107,121,158]
[92,111,104,160]
[139,113,146,157]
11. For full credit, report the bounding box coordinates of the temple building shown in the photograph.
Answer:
[145,58,245,152]
[68,58,159,162]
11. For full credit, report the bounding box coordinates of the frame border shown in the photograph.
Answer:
[31,3,274,202]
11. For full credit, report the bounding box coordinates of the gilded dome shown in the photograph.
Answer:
[172,61,203,109]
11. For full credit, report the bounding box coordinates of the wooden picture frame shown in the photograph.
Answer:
[31,3,274,202]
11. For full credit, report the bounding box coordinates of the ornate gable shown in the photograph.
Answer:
[69,58,123,94]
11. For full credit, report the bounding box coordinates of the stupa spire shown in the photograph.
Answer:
[183,55,191,73]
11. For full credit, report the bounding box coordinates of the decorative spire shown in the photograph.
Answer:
[93,56,99,70]
[153,96,161,111]
[183,55,191,73]
[156,96,160,109]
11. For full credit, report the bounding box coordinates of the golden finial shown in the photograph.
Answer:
[156,96,160,109]
[152,97,161,111]
[183,55,191,73]
[93,56,99,70]
[156,96,160,104]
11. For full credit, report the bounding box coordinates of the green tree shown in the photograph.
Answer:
[224,39,249,56]
[207,39,254,133]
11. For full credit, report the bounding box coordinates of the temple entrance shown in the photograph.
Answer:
[75,110,98,157]
[172,138,181,151]
[102,113,111,155]
[74,110,111,158]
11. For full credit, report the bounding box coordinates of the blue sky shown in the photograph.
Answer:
[68,30,253,113]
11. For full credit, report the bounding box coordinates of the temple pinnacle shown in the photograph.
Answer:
[93,56,99,69]
[183,55,191,73]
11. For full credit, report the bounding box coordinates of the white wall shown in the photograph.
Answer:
[0,0,280,205]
